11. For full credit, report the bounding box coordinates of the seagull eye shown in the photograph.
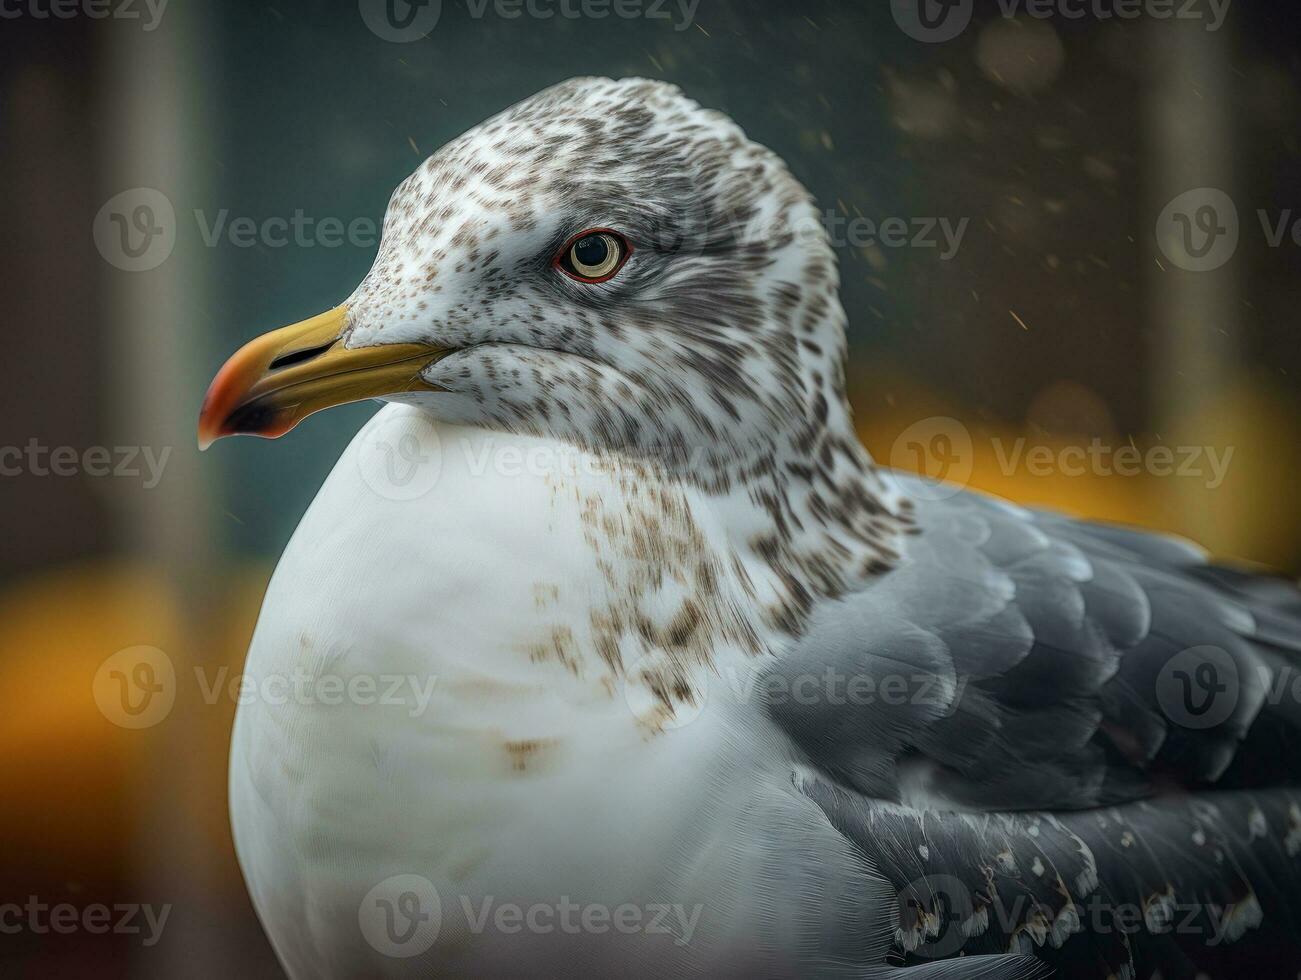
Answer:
[556,229,631,283]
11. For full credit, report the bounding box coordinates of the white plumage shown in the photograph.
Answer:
[230,407,863,977]
[206,78,1301,980]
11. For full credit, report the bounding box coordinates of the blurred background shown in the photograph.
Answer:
[1,0,1298,975]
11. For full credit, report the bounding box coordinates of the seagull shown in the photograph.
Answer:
[199,78,1301,979]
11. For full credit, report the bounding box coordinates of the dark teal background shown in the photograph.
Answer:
[195,0,1301,561]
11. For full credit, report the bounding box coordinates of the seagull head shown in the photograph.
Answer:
[200,77,851,484]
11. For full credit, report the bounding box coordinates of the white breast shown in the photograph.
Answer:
[228,404,796,978]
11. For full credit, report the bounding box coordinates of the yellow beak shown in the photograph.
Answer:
[197,306,449,449]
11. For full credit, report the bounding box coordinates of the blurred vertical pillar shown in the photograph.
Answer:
[97,6,228,977]
[0,26,105,579]
[1146,12,1240,551]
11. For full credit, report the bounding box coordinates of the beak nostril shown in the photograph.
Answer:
[269,340,337,372]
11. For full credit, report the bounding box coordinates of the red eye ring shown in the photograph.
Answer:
[554,228,633,284]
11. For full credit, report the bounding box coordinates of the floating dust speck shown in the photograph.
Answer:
[976,17,1065,96]
[1083,156,1117,181]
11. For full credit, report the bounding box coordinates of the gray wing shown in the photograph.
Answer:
[768,473,1301,977]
